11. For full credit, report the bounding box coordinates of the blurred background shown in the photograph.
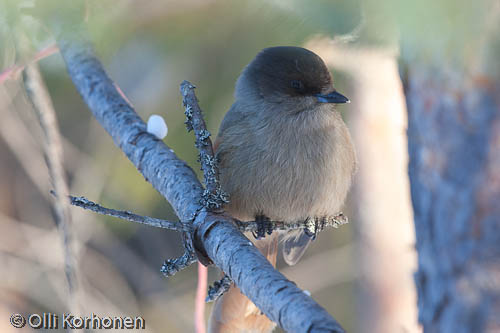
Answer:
[0,0,438,331]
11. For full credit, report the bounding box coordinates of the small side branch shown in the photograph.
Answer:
[0,44,59,84]
[69,195,190,232]
[206,275,232,302]
[68,195,195,276]
[180,81,228,210]
[161,246,197,277]
[236,214,349,235]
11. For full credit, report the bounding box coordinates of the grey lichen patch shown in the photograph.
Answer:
[201,187,229,210]
[180,81,229,212]
[160,251,197,277]
[304,214,348,239]
[184,104,194,132]
[198,129,211,143]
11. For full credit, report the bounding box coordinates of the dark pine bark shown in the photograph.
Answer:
[404,37,500,333]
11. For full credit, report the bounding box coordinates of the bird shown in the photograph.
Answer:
[208,46,357,332]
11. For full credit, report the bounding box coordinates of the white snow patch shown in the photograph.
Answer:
[147,114,168,139]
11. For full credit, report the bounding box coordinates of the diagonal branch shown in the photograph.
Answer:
[20,36,79,313]
[56,33,204,223]
[47,10,345,332]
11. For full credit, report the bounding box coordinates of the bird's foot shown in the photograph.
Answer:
[252,214,273,239]
[303,216,327,240]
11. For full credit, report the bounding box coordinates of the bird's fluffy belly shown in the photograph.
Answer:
[220,129,353,222]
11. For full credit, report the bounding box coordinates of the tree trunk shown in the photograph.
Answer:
[404,4,500,329]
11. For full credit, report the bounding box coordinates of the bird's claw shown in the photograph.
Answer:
[252,214,273,239]
[304,217,322,240]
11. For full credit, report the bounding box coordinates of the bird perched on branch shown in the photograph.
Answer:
[209,46,357,332]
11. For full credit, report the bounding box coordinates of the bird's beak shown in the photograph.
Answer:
[315,91,350,104]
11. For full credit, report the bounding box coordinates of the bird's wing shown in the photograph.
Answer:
[214,103,248,151]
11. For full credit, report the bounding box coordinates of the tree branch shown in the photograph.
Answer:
[68,195,190,232]
[19,31,80,314]
[180,81,228,210]
[47,9,345,332]
[68,194,347,235]
[206,275,232,302]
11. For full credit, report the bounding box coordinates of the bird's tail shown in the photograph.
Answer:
[208,233,278,333]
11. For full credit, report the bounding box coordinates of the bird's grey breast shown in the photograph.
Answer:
[218,103,355,221]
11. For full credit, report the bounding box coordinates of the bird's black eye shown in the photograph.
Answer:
[290,80,303,90]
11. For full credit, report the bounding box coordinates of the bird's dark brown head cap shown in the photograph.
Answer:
[240,46,349,104]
